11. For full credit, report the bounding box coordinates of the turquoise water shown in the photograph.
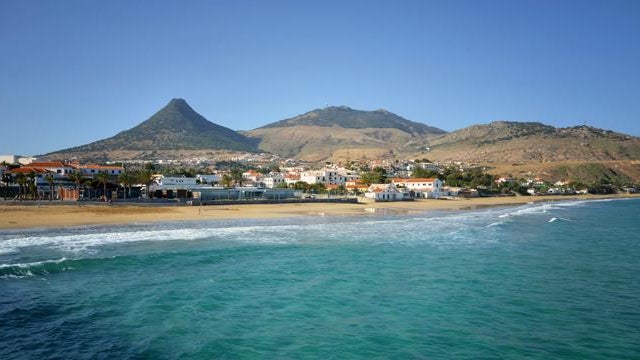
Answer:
[1,199,639,359]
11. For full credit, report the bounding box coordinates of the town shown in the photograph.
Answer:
[1,153,635,204]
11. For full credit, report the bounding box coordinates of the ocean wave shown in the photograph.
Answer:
[548,217,574,223]
[0,199,608,256]
[0,257,70,278]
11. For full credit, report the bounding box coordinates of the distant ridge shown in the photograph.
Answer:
[427,121,640,163]
[258,105,446,136]
[45,98,257,160]
[246,106,445,161]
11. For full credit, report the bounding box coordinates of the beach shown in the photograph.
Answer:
[1,193,638,230]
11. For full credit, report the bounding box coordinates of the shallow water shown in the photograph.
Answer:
[1,199,639,359]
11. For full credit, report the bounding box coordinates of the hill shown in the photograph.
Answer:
[245,106,446,161]
[44,99,257,161]
[426,121,640,163]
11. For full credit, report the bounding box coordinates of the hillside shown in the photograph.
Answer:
[44,99,257,161]
[426,121,640,163]
[246,106,445,161]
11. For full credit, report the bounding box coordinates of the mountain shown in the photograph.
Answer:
[44,99,257,161]
[245,106,446,161]
[426,121,640,163]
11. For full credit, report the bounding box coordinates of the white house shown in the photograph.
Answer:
[300,169,346,186]
[242,170,261,182]
[28,161,78,178]
[364,183,407,202]
[284,173,301,187]
[78,164,124,177]
[391,178,443,199]
[262,173,285,188]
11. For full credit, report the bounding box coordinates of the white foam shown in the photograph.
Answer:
[548,217,573,223]
[0,257,68,269]
[0,222,333,254]
[0,199,599,254]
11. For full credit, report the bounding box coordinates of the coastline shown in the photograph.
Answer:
[1,193,638,230]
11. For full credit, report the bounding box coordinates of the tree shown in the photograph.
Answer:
[412,166,439,179]
[44,174,55,201]
[83,179,94,199]
[27,171,38,200]
[67,172,84,199]
[221,174,233,188]
[15,173,27,200]
[119,172,135,199]
[95,172,110,201]
[308,183,326,194]
[1,172,13,200]
[135,169,154,198]
[292,181,309,191]
[230,168,243,186]
[361,167,386,186]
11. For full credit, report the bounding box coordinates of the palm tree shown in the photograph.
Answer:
[1,172,12,200]
[67,172,84,200]
[83,179,94,200]
[16,173,29,200]
[27,171,38,200]
[95,172,110,201]
[44,173,55,201]
[118,172,134,200]
[135,169,154,199]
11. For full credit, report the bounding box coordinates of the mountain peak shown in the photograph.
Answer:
[45,98,257,158]
[258,106,446,136]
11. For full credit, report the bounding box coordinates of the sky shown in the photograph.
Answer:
[1,0,639,155]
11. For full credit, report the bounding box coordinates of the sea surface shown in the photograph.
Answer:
[1,199,639,359]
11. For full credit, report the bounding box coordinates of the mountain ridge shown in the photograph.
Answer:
[426,121,640,163]
[45,98,257,160]
[246,106,445,161]
[39,100,640,166]
[257,105,446,136]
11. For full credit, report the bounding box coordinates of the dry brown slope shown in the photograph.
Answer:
[246,125,434,162]
[425,122,640,164]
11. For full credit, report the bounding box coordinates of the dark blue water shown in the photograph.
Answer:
[1,199,639,359]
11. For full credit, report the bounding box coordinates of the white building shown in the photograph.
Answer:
[391,178,443,199]
[300,169,346,186]
[284,173,301,187]
[364,183,407,202]
[78,164,124,177]
[28,161,78,178]
[242,170,261,182]
[262,173,286,188]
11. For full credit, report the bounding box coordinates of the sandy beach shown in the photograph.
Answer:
[1,194,638,230]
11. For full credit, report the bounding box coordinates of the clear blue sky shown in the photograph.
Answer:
[1,0,639,155]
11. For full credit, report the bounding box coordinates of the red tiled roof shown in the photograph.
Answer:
[28,161,70,168]
[9,167,49,174]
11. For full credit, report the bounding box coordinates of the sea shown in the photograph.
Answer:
[1,198,639,359]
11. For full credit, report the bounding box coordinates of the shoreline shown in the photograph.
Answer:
[1,194,638,230]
